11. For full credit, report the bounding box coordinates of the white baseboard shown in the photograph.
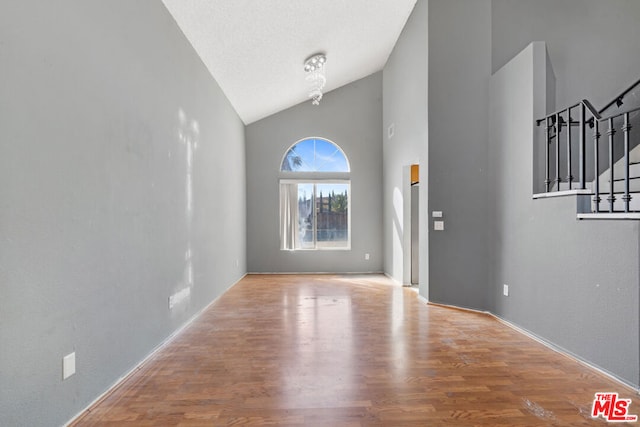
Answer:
[490,313,640,394]
[246,271,385,275]
[66,274,639,426]
[383,272,405,285]
[423,301,639,394]
[64,273,247,426]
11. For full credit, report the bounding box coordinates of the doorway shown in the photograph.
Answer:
[410,165,419,285]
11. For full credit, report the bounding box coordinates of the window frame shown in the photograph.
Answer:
[279,137,351,252]
[280,137,351,173]
[279,178,351,251]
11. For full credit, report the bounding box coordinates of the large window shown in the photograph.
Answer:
[280,138,350,250]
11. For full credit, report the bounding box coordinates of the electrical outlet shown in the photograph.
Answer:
[365,253,370,260]
[63,352,76,380]
[434,221,444,231]
[388,123,395,139]
[503,284,509,296]
[432,211,443,218]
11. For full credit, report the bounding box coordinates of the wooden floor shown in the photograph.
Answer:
[71,274,639,426]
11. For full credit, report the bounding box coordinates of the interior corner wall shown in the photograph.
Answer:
[492,0,640,110]
[489,42,640,388]
[245,73,383,273]
[382,0,428,284]
[0,2,246,426]
[427,0,491,310]
[489,0,640,387]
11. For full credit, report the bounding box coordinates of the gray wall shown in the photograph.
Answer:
[246,73,383,273]
[492,0,640,192]
[489,42,640,387]
[0,1,246,426]
[427,0,491,310]
[423,0,640,385]
[382,0,428,284]
[492,0,640,110]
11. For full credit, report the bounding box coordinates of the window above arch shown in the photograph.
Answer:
[281,138,350,172]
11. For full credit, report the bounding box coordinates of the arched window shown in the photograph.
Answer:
[280,138,350,250]
[281,137,350,172]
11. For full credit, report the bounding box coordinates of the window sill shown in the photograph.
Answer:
[281,247,352,252]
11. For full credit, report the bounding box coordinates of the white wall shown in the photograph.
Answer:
[382,0,428,284]
[245,73,384,273]
[0,2,246,425]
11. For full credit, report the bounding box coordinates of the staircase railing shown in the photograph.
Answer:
[536,78,640,213]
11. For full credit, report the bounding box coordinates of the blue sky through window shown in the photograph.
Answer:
[281,138,349,172]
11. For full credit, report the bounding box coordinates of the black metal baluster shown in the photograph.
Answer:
[593,120,601,212]
[623,112,632,212]
[566,108,573,188]
[545,117,551,192]
[607,118,616,212]
[579,103,586,189]
[556,113,561,191]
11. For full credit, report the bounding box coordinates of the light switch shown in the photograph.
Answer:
[434,221,444,231]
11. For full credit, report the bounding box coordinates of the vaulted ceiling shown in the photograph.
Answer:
[162,0,417,124]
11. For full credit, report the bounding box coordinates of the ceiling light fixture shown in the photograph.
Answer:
[304,53,327,106]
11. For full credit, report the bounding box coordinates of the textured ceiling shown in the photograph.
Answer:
[162,0,417,124]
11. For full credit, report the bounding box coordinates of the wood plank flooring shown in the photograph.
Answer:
[71,274,639,426]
